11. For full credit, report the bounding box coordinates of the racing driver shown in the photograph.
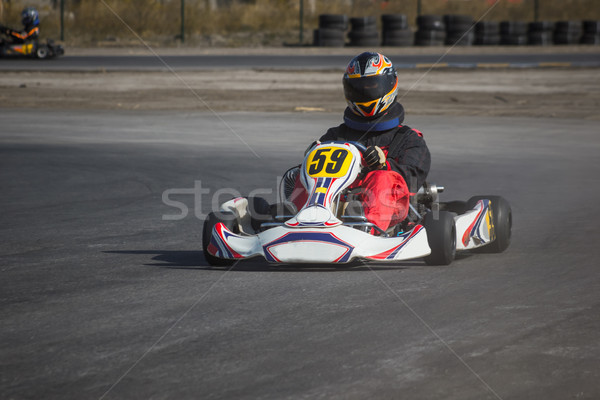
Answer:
[288,52,431,233]
[0,7,40,45]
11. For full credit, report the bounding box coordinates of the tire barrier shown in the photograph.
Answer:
[312,14,599,47]
[443,14,474,46]
[581,20,600,45]
[313,14,347,47]
[474,21,500,45]
[553,21,582,45]
[319,14,348,31]
[500,21,528,45]
[415,15,445,46]
[528,21,554,46]
[382,14,408,31]
[348,16,379,47]
[381,14,413,47]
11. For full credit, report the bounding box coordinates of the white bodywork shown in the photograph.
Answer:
[206,142,496,264]
[454,199,495,251]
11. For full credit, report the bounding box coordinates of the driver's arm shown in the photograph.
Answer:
[8,26,39,40]
[387,130,431,193]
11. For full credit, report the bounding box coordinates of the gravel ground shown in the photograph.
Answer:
[1,67,598,119]
[1,46,599,119]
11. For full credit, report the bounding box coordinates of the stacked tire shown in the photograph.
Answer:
[500,21,528,45]
[415,15,445,46]
[581,20,600,44]
[553,21,582,45]
[443,14,474,46]
[381,14,412,46]
[474,21,500,45]
[314,14,347,47]
[348,16,379,47]
[528,21,554,45]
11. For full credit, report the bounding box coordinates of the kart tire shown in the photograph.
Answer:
[423,211,456,266]
[202,211,238,266]
[467,195,512,253]
[36,45,49,59]
[247,196,272,232]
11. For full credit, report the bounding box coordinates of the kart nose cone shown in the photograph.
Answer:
[285,205,341,227]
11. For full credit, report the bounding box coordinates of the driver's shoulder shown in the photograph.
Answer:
[320,124,361,142]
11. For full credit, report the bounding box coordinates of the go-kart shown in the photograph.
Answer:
[0,38,64,59]
[203,141,511,266]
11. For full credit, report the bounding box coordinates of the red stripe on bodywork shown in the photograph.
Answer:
[216,223,244,259]
[462,203,483,247]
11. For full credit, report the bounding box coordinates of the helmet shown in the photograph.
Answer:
[343,52,398,118]
[21,7,39,27]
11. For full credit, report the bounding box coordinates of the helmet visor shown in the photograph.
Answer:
[343,74,397,103]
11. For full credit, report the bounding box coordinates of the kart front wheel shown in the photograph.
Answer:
[467,195,511,253]
[423,211,457,266]
[202,211,238,266]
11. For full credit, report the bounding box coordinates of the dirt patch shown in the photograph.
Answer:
[0,68,598,119]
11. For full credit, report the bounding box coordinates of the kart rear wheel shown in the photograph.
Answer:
[467,195,511,253]
[202,211,238,266]
[423,211,456,266]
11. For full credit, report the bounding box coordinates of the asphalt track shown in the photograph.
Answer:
[1,109,599,399]
[1,52,600,71]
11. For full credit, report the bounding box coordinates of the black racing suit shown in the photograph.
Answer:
[0,23,39,44]
[318,102,431,193]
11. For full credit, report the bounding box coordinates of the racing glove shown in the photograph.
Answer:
[363,146,387,170]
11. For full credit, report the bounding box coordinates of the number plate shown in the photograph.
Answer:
[305,146,353,178]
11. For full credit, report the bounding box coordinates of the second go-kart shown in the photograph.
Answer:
[203,141,511,266]
[0,38,64,59]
